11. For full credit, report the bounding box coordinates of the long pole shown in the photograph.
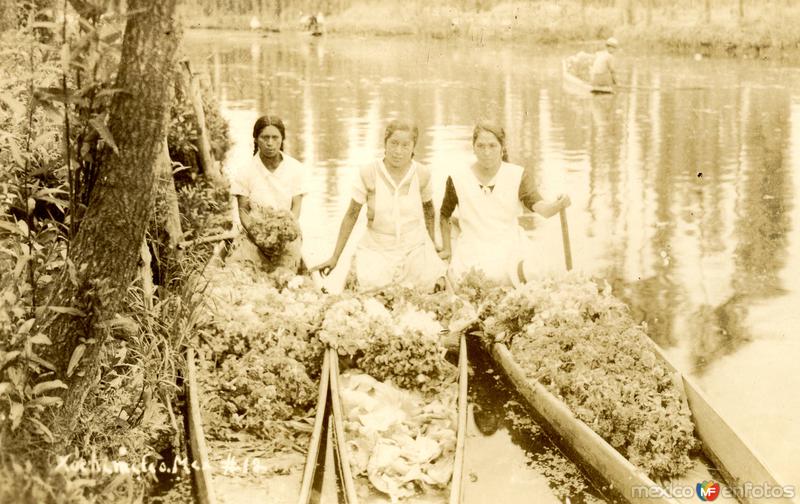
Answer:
[559,208,573,271]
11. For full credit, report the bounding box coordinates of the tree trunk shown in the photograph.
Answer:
[42,0,180,440]
[739,0,744,22]
[704,0,711,23]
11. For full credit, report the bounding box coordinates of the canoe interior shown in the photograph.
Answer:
[185,347,332,504]
[491,342,679,504]
[328,334,468,504]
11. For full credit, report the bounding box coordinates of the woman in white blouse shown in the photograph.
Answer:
[228,115,308,269]
[311,120,445,291]
[439,121,570,286]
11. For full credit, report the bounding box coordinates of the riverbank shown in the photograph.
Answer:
[181,1,800,60]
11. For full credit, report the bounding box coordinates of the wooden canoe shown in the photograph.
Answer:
[562,59,613,95]
[185,347,333,504]
[489,340,796,504]
[329,332,469,504]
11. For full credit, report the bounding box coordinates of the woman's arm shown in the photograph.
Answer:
[439,215,452,260]
[236,195,253,231]
[310,199,362,275]
[438,176,458,260]
[531,194,571,218]
[422,200,436,244]
[290,194,304,220]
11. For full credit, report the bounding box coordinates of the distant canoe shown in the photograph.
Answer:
[562,59,613,95]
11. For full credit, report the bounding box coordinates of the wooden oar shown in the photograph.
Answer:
[616,84,708,92]
[559,208,573,272]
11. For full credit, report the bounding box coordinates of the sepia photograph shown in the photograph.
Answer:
[0,0,798,503]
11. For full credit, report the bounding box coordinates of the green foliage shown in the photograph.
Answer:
[482,274,698,479]
[0,28,70,448]
[0,9,230,503]
[196,261,325,448]
[168,79,231,183]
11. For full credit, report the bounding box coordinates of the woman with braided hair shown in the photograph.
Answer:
[228,115,309,271]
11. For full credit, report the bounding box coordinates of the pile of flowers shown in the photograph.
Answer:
[245,206,300,269]
[565,51,595,82]
[319,291,462,500]
[482,272,698,479]
[319,296,456,391]
[195,260,325,450]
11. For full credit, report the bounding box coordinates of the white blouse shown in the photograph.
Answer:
[229,152,309,211]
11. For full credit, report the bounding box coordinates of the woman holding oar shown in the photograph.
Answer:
[439,120,571,286]
[311,119,445,291]
[228,115,308,271]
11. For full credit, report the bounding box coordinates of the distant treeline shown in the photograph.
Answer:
[178,0,799,58]
[178,0,762,23]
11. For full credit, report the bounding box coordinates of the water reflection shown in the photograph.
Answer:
[184,31,800,488]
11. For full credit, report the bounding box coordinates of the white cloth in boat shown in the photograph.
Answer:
[443,161,541,286]
[227,152,308,269]
[350,159,445,291]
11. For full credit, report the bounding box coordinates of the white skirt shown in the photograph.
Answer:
[354,229,445,292]
[449,227,532,287]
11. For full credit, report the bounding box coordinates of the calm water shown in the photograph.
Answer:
[184,30,800,492]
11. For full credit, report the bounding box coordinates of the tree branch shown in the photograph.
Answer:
[67,0,106,22]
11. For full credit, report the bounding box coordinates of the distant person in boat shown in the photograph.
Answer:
[228,115,308,270]
[311,120,445,291]
[590,37,619,87]
[439,121,571,286]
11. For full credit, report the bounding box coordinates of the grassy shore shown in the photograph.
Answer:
[182,1,800,59]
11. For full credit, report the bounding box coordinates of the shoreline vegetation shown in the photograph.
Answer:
[180,0,800,60]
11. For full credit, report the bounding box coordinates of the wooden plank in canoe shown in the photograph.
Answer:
[650,345,796,504]
[186,347,218,504]
[450,333,468,504]
[297,350,331,504]
[328,348,360,504]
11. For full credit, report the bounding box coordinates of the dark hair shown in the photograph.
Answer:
[253,115,286,155]
[473,120,509,162]
[384,119,419,147]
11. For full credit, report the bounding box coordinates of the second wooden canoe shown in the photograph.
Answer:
[562,59,613,95]
[329,332,469,504]
[489,340,796,504]
[186,348,333,504]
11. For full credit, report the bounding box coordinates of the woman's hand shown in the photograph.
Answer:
[437,247,451,261]
[557,194,572,211]
[310,257,338,277]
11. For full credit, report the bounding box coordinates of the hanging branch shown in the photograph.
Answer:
[67,0,106,23]
[62,0,76,243]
